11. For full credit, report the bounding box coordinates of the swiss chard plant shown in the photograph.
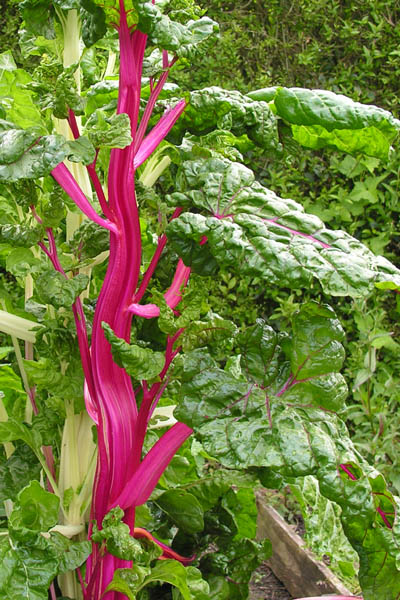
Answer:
[1,1,400,599]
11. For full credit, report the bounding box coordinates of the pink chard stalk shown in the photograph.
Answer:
[51,2,192,598]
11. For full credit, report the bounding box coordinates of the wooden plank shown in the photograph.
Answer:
[255,492,355,598]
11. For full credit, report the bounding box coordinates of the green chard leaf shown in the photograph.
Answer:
[0,481,70,600]
[84,111,133,149]
[155,489,204,534]
[0,443,41,502]
[166,157,400,297]
[92,507,143,561]
[174,303,400,598]
[0,131,67,182]
[0,533,59,600]
[35,271,89,309]
[9,480,59,533]
[103,322,165,380]
[272,87,400,159]
[108,560,209,600]
[163,87,281,154]
[0,62,46,131]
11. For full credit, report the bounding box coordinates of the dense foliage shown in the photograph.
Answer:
[1,2,400,600]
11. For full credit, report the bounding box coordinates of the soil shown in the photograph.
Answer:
[250,562,293,600]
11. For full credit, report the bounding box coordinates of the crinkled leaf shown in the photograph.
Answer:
[0,443,41,502]
[0,223,43,247]
[175,305,400,599]
[49,535,91,573]
[85,80,119,115]
[290,476,358,583]
[108,560,209,600]
[85,111,132,149]
[166,87,281,153]
[9,480,59,533]
[200,538,271,596]
[66,136,96,164]
[281,302,345,378]
[0,532,59,600]
[237,320,279,387]
[66,219,110,260]
[103,322,165,380]
[141,13,218,60]
[92,507,143,561]
[35,271,89,309]
[273,87,400,159]
[24,356,85,403]
[172,566,210,600]
[166,157,400,297]
[38,186,66,228]
[155,489,204,534]
[181,313,237,354]
[0,133,67,182]
[80,0,108,47]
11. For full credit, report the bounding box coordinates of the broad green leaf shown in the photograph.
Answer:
[85,80,119,116]
[172,566,210,600]
[174,304,400,599]
[0,223,43,247]
[200,538,271,593]
[282,302,345,378]
[273,87,400,159]
[181,313,237,354]
[0,533,59,600]
[87,0,139,29]
[35,271,89,308]
[9,480,59,533]
[103,322,165,380]
[0,133,67,182]
[166,158,400,297]
[237,320,279,387]
[109,560,208,600]
[0,443,41,502]
[0,67,46,131]
[91,507,143,561]
[0,52,17,72]
[0,364,25,394]
[66,136,96,164]
[20,0,54,38]
[6,248,42,277]
[0,419,42,453]
[155,489,204,534]
[167,87,281,153]
[80,0,108,47]
[48,533,91,573]
[222,487,258,541]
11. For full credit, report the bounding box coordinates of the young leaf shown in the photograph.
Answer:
[9,480,59,533]
[91,507,143,561]
[103,322,165,380]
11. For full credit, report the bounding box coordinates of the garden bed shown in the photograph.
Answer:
[253,491,353,599]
